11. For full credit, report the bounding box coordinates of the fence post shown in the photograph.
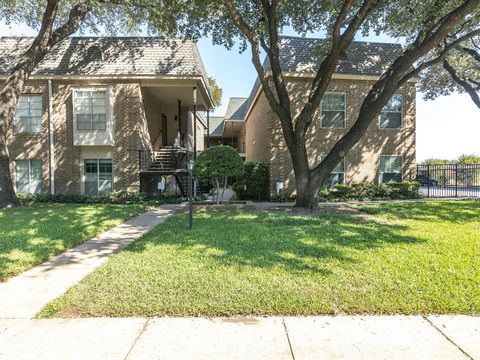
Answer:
[455,164,458,198]
[427,164,430,198]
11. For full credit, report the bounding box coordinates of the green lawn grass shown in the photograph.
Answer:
[0,204,146,281]
[40,201,480,318]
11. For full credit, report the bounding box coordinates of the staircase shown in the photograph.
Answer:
[149,147,176,172]
[143,147,190,196]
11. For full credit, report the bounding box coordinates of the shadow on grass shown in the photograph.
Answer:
[125,210,424,276]
[360,200,480,223]
[0,204,140,281]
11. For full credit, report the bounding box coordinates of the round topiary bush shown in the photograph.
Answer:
[193,146,244,203]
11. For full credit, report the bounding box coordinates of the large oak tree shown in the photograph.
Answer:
[175,0,480,207]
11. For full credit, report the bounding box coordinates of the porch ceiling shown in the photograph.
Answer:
[141,81,210,110]
[223,120,243,138]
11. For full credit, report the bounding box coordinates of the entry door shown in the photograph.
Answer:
[161,114,168,146]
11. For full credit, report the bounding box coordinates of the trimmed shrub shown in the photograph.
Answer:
[233,162,269,201]
[16,191,183,205]
[317,181,421,202]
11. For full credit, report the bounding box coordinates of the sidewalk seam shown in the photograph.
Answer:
[422,316,473,360]
[282,318,296,360]
[123,318,151,360]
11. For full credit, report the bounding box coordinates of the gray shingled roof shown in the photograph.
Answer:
[274,36,404,76]
[225,97,248,120]
[0,37,208,81]
[209,116,225,137]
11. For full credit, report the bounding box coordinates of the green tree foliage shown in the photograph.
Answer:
[234,162,269,201]
[208,77,223,108]
[458,154,480,164]
[421,158,453,165]
[193,146,243,203]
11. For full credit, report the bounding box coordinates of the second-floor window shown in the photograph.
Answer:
[74,89,107,131]
[14,95,42,133]
[321,92,346,128]
[379,95,403,129]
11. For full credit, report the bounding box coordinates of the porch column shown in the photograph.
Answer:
[193,87,197,159]
[177,99,181,138]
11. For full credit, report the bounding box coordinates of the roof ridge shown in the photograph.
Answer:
[278,35,402,47]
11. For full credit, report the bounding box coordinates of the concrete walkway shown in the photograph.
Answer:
[0,204,183,319]
[0,316,478,359]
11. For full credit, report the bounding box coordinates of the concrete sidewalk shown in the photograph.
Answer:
[0,204,183,319]
[0,316,478,359]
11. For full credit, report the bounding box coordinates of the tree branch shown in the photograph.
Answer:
[443,59,480,109]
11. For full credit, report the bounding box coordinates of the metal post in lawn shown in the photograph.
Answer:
[188,159,194,230]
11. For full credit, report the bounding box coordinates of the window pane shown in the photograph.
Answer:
[14,95,42,133]
[380,156,402,173]
[15,161,30,193]
[85,181,98,195]
[98,180,112,194]
[322,93,345,111]
[92,114,107,130]
[380,112,402,129]
[323,173,345,188]
[30,160,43,182]
[383,95,402,112]
[77,114,92,130]
[85,160,98,174]
[381,173,402,183]
[321,111,345,128]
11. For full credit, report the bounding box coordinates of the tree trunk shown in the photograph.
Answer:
[293,168,320,208]
[0,2,88,208]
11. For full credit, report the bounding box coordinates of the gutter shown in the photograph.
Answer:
[47,80,55,195]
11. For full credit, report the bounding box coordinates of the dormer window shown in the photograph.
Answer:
[87,45,103,62]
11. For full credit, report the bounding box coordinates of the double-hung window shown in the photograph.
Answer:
[14,95,42,133]
[320,156,345,188]
[15,160,43,194]
[379,95,403,129]
[321,93,346,128]
[379,156,402,183]
[84,159,113,195]
[74,89,108,131]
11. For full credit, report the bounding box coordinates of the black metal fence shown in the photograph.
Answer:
[417,164,480,198]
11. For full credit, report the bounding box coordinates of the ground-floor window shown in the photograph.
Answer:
[379,156,402,183]
[15,160,43,194]
[321,156,345,188]
[84,159,113,195]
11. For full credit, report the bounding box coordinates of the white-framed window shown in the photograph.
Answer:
[84,159,113,195]
[379,156,403,183]
[379,95,403,129]
[321,92,346,128]
[15,160,43,194]
[14,95,42,133]
[74,89,108,131]
[320,155,345,188]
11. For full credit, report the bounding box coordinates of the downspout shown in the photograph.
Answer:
[207,109,210,148]
[193,87,197,159]
[47,80,55,195]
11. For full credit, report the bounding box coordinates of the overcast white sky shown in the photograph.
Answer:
[2,21,479,162]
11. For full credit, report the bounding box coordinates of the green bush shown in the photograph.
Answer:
[233,162,269,201]
[317,182,421,202]
[193,146,244,203]
[16,191,183,205]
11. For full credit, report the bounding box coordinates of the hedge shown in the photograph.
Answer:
[16,191,184,205]
[271,182,421,202]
